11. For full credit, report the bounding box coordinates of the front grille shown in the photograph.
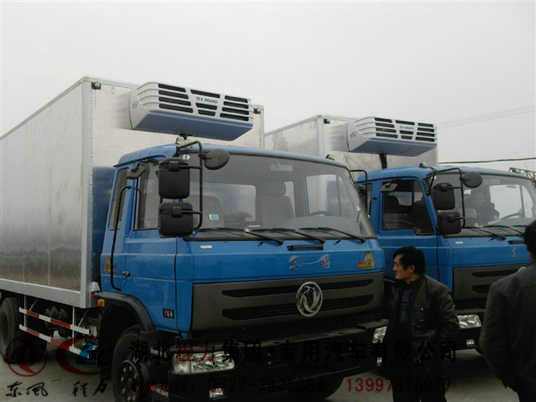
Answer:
[222,295,374,320]
[456,299,487,310]
[453,265,522,301]
[221,279,373,298]
[471,269,516,278]
[472,284,490,294]
[191,274,383,332]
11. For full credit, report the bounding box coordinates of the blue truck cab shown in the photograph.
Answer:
[357,164,533,348]
[100,142,386,400]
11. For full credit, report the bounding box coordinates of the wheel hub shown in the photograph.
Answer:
[119,360,144,402]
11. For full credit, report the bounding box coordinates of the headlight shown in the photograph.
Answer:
[458,314,482,329]
[372,326,387,343]
[171,351,235,375]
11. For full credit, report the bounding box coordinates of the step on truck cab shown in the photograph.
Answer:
[264,115,532,352]
[0,78,385,402]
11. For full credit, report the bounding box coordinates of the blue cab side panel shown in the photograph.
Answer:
[367,178,441,284]
[101,175,178,333]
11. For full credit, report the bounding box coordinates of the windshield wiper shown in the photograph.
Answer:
[251,228,325,244]
[196,227,283,245]
[464,226,506,240]
[299,227,366,244]
[482,224,523,235]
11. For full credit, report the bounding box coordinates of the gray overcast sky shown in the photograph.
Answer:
[1,1,534,170]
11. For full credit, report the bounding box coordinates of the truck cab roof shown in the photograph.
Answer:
[117,142,349,168]
[357,165,526,182]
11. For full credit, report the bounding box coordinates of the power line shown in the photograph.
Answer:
[439,106,535,128]
[440,156,536,164]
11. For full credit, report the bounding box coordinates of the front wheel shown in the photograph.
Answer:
[112,326,151,402]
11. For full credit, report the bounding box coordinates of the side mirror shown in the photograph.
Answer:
[437,211,462,235]
[159,201,194,237]
[432,183,455,210]
[159,158,190,199]
[461,172,483,189]
[203,149,230,170]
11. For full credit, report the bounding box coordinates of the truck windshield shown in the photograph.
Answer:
[435,173,536,232]
[182,153,375,240]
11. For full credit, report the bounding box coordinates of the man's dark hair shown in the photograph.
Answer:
[523,220,536,256]
[393,246,425,275]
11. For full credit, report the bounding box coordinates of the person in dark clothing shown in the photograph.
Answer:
[480,220,536,401]
[383,246,458,402]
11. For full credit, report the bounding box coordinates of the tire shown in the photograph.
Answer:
[112,325,152,402]
[288,375,344,401]
[0,297,47,364]
[112,326,210,402]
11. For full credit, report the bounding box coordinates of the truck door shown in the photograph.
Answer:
[121,163,178,331]
[377,179,439,280]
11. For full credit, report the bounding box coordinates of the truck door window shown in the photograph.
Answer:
[108,169,128,230]
[357,183,372,216]
[436,173,536,229]
[136,164,160,230]
[521,186,536,218]
[382,180,433,234]
[487,183,536,221]
[488,185,522,219]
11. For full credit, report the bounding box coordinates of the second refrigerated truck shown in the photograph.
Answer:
[264,114,532,350]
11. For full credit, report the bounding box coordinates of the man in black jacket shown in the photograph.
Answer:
[384,246,458,402]
[480,221,536,401]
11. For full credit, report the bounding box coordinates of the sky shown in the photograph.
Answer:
[1,0,534,171]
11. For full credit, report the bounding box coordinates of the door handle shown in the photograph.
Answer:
[121,271,131,277]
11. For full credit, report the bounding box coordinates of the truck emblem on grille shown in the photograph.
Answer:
[296,282,323,317]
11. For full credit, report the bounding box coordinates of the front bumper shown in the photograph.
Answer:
[165,321,385,400]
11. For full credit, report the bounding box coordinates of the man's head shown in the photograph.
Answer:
[523,220,536,259]
[392,246,425,283]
